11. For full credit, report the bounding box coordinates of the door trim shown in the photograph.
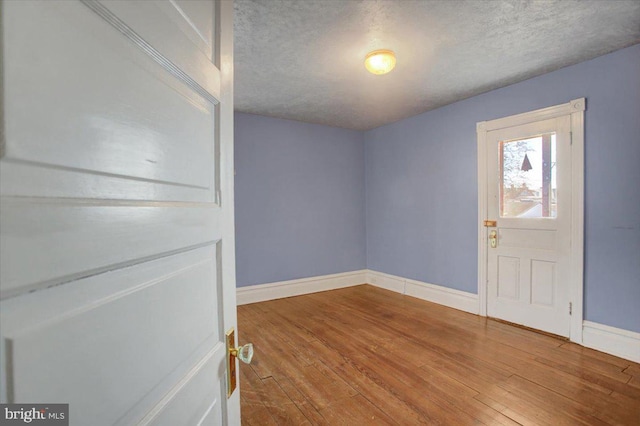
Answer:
[477,98,585,343]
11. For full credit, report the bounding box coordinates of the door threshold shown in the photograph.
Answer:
[488,317,569,341]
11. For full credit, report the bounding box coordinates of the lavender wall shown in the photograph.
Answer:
[365,44,640,332]
[234,113,366,287]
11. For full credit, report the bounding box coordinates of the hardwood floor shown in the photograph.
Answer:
[237,285,640,425]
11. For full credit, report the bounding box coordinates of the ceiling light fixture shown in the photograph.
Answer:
[364,49,396,75]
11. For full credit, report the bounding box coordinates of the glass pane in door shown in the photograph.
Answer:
[500,133,556,218]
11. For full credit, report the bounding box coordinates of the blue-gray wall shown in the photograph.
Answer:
[234,113,366,287]
[366,44,640,332]
[234,44,639,333]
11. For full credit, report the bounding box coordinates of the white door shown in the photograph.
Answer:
[485,115,573,337]
[0,0,239,424]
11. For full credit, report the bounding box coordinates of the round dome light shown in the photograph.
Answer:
[364,49,396,75]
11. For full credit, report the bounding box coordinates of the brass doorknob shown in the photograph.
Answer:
[230,343,254,364]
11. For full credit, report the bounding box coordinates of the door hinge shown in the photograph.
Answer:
[570,131,573,145]
[569,302,572,315]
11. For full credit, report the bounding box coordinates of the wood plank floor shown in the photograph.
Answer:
[237,285,640,425]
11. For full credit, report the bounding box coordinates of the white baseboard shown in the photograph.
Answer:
[236,270,367,305]
[365,270,405,293]
[367,270,479,314]
[582,321,640,363]
[237,269,479,312]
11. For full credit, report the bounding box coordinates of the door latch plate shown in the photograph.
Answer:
[226,328,237,398]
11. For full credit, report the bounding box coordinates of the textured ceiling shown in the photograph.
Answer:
[234,0,640,130]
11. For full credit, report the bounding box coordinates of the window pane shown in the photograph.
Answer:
[500,133,556,218]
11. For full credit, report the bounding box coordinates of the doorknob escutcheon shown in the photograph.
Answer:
[489,230,498,248]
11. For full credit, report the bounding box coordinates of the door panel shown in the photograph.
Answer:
[531,260,556,306]
[1,247,222,425]
[1,200,220,297]
[497,256,520,300]
[0,0,237,424]
[90,0,221,98]
[498,228,556,250]
[486,116,572,337]
[2,0,217,198]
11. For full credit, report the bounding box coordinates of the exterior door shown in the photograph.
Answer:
[485,115,572,337]
[0,0,239,424]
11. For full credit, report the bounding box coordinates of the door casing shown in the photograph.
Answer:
[477,98,585,343]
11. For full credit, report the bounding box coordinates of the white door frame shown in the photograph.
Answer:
[477,98,585,343]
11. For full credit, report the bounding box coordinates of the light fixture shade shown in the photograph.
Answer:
[364,49,396,75]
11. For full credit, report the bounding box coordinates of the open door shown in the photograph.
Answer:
[1,0,240,424]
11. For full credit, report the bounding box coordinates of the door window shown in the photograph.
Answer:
[500,133,556,218]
